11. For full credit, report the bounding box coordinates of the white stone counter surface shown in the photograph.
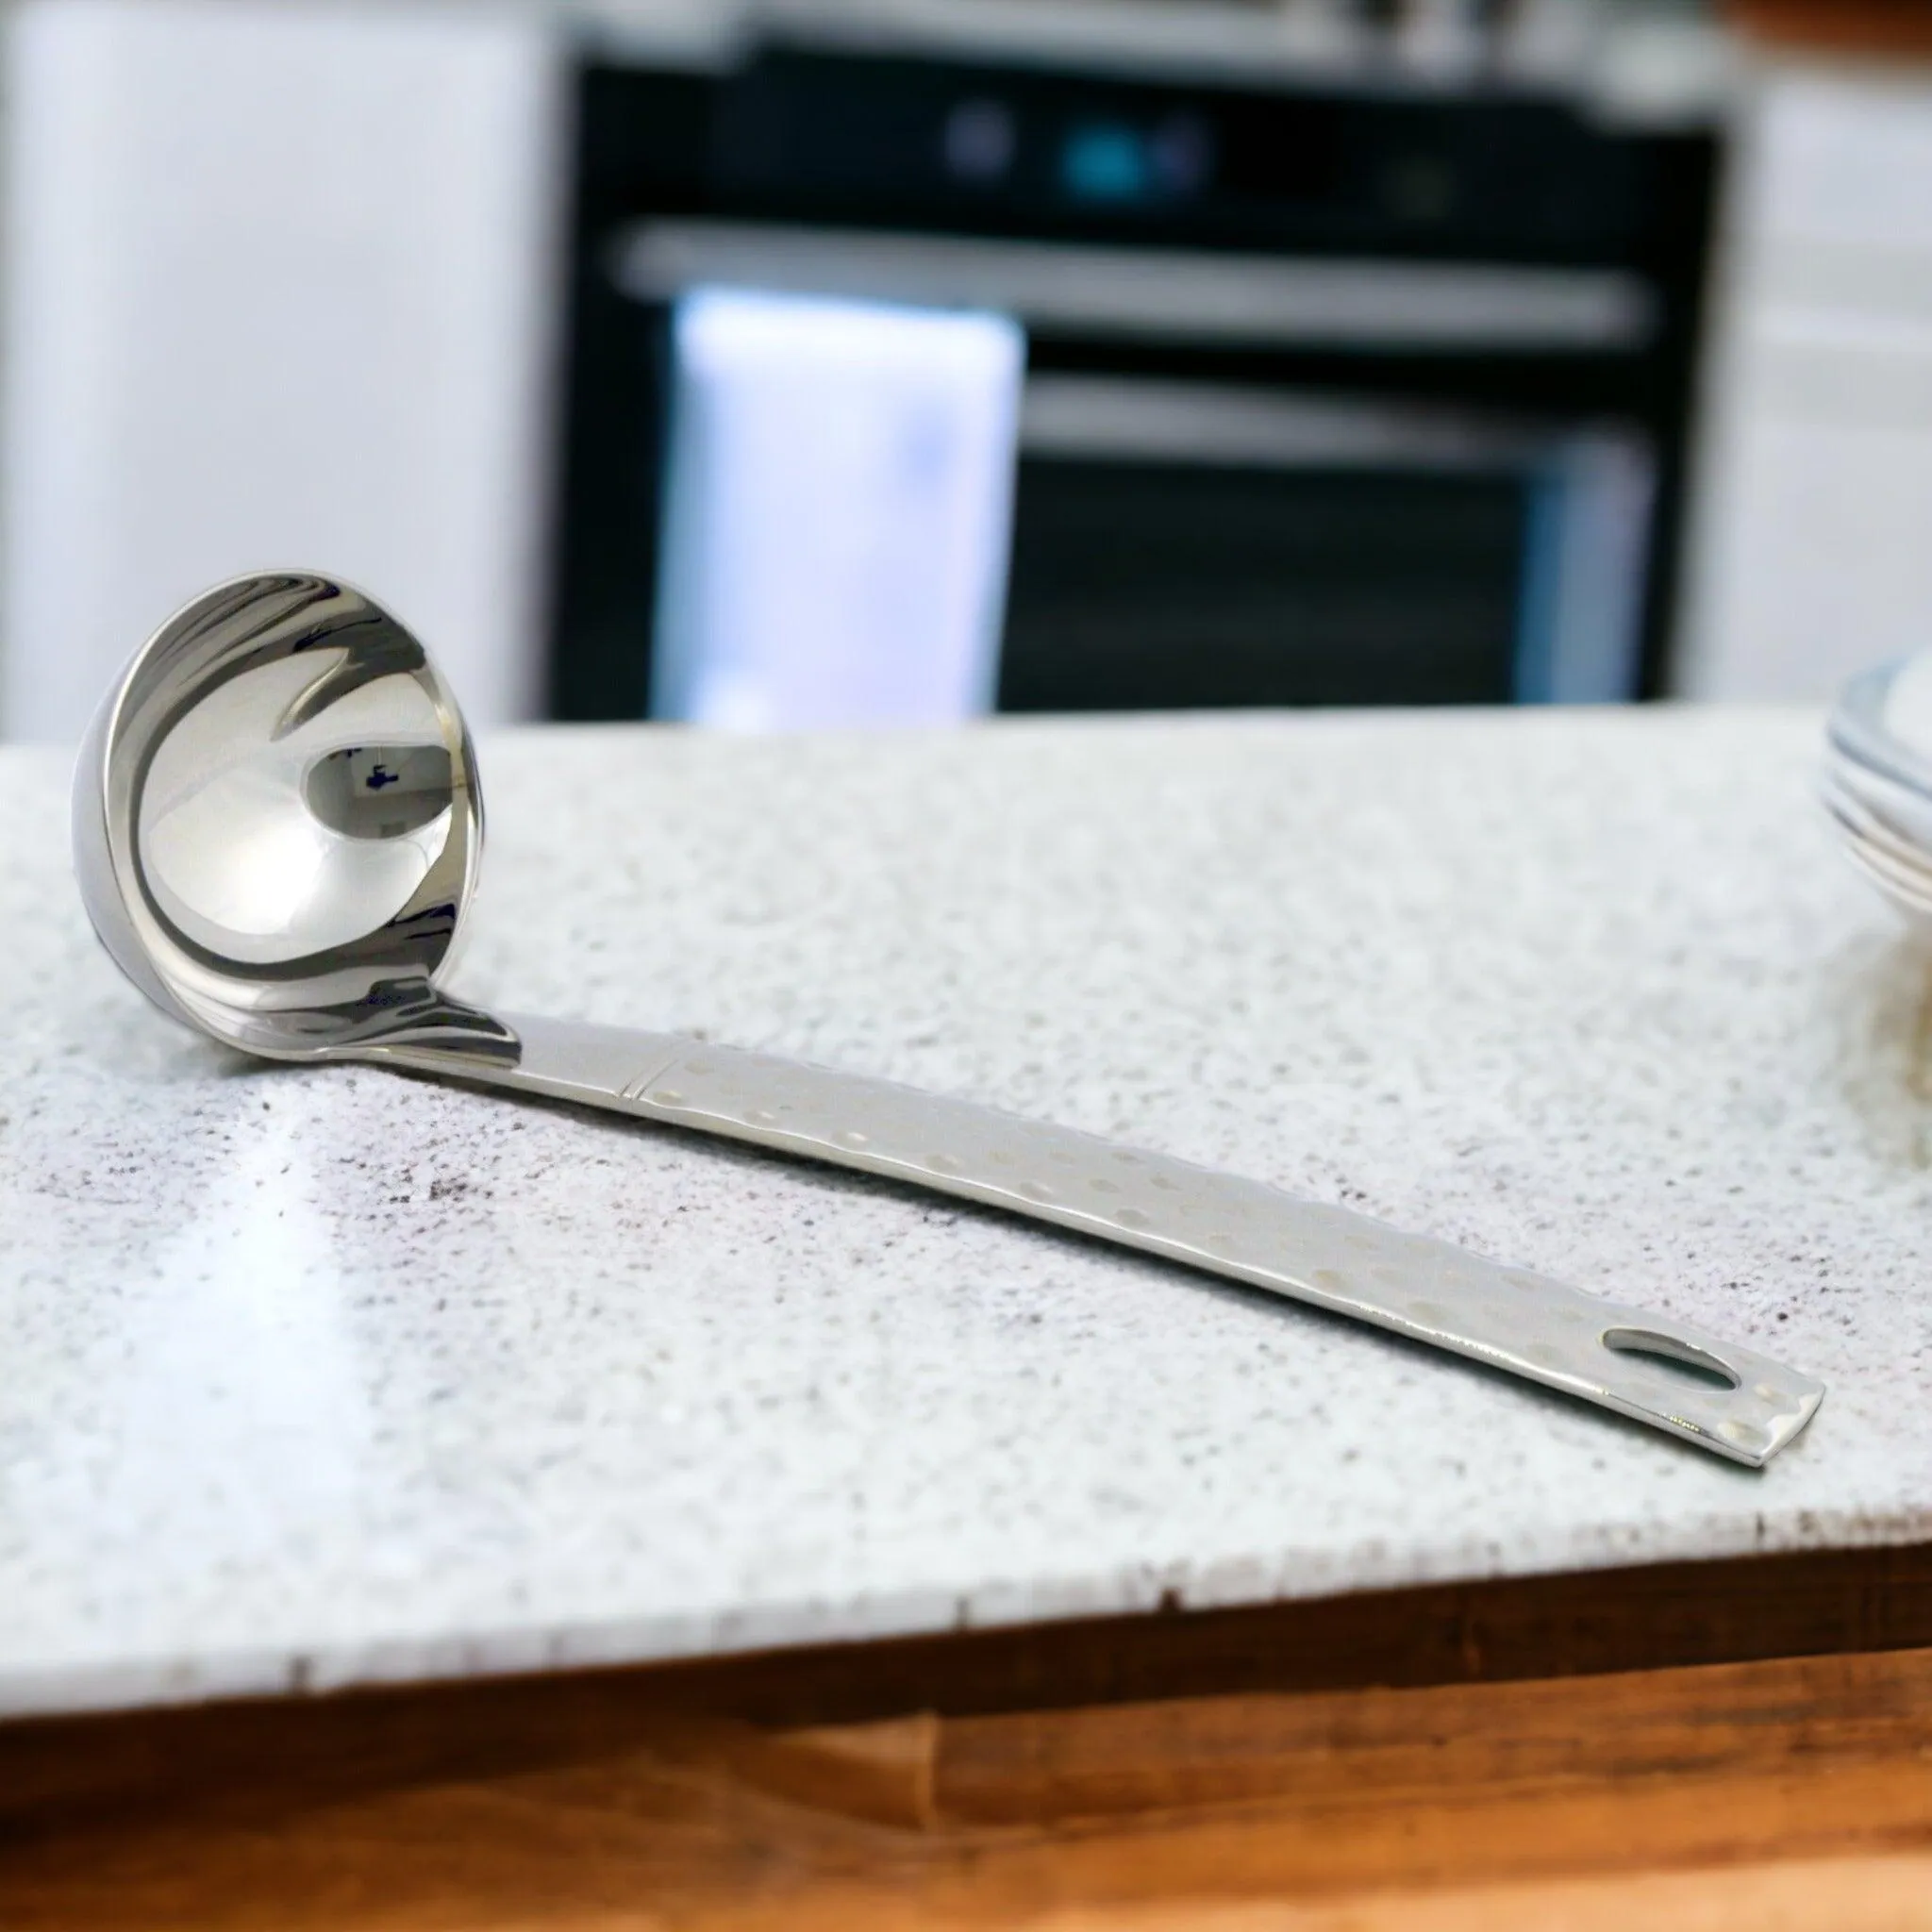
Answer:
[4,709,1930,1719]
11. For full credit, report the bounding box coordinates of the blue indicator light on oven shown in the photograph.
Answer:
[1061,123,1149,204]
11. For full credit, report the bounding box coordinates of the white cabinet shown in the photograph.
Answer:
[1682,63,1932,699]
[0,0,564,742]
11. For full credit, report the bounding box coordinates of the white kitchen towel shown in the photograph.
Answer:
[651,289,1025,730]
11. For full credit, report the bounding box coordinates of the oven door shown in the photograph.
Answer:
[597,218,1667,719]
[1002,375,1655,710]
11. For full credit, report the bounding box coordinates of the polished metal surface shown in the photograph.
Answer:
[1824,657,1932,922]
[76,572,1824,1467]
[612,220,1659,352]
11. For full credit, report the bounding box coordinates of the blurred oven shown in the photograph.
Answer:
[548,43,1715,718]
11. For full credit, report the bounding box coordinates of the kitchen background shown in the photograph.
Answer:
[0,0,1924,741]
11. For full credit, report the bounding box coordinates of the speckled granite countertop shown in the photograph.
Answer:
[3,708,1929,1718]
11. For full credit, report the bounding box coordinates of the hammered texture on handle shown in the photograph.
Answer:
[609,1039,1822,1464]
[383,1019,1824,1467]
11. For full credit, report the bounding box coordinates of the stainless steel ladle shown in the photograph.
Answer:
[75,571,1824,1465]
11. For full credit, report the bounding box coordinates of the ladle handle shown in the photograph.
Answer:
[372,1013,1824,1467]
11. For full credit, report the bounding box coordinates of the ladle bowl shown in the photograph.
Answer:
[75,571,505,1060]
[75,571,1824,1466]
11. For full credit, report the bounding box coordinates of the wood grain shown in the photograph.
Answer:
[1043,1858,1932,1931]
[1725,0,1932,56]
[8,1619,1932,1927]
[25,1528,1929,1837]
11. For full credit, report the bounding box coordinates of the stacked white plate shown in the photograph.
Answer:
[1823,656,1932,920]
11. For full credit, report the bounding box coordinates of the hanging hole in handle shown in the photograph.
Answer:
[1599,1327,1740,1392]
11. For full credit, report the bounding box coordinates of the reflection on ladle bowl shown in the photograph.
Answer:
[304,745,456,841]
[136,649,457,968]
